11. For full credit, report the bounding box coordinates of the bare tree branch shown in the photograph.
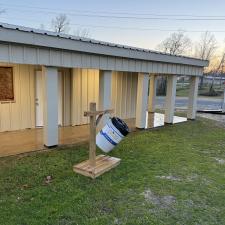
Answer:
[51,14,90,38]
[194,31,217,89]
[156,31,192,56]
[195,31,217,61]
[51,14,70,33]
[74,28,90,38]
[156,31,192,95]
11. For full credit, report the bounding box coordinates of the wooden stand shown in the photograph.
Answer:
[73,102,121,179]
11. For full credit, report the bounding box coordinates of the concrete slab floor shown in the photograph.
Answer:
[0,113,187,158]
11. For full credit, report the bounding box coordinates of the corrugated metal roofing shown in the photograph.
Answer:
[0,22,202,62]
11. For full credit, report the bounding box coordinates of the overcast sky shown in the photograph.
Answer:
[0,0,225,51]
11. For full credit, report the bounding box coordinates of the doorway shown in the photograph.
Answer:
[35,71,63,127]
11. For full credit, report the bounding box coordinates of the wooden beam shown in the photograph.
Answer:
[89,102,97,168]
[84,109,114,117]
[73,102,120,179]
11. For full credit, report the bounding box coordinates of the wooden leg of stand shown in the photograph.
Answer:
[89,103,96,168]
[73,102,121,179]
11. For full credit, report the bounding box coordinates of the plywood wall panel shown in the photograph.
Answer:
[0,64,35,132]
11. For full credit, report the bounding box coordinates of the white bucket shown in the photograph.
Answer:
[96,117,129,153]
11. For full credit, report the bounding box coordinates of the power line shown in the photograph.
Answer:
[1,15,225,33]
[1,3,225,21]
[1,2,225,18]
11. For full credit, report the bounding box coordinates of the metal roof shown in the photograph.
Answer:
[0,22,208,67]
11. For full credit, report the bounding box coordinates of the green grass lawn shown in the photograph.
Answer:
[176,84,225,98]
[176,87,190,97]
[1,118,225,225]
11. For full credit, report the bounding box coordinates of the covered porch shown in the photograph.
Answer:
[0,112,187,157]
[0,63,196,158]
[0,23,207,157]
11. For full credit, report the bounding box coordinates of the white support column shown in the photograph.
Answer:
[99,70,112,125]
[165,75,177,124]
[187,76,199,119]
[136,73,149,128]
[148,74,157,112]
[43,66,58,147]
[222,89,225,113]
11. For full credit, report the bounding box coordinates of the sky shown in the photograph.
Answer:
[1,0,225,52]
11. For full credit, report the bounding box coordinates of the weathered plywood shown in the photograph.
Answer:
[0,63,35,132]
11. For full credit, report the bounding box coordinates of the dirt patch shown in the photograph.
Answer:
[142,189,176,208]
[186,174,199,182]
[155,175,181,181]
[215,158,225,164]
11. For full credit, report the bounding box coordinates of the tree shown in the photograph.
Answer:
[195,31,217,89]
[39,24,46,30]
[51,14,90,38]
[74,28,90,38]
[156,31,192,95]
[195,31,217,61]
[51,14,70,33]
[157,31,192,56]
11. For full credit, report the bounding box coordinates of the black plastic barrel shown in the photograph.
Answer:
[111,117,129,136]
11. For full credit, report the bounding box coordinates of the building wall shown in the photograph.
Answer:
[71,69,138,126]
[71,68,100,125]
[112,72,138,119]
[0,64,35,132]
[60,69,71,126]
[0,65,138,131]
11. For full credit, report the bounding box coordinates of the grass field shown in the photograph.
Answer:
[176,83,225,97]
[0,118,225,225]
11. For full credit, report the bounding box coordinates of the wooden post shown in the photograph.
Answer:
[89,102,96,168]
[73,102,120,179]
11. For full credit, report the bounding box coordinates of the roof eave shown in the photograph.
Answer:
[0,25,208,67]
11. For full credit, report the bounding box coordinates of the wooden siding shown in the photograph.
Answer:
[0,43,204,76]
[112,72,138,119]
[0,63,35,132]
[71,69,138,125]
[61,69,71,126]
[71,68,99,125]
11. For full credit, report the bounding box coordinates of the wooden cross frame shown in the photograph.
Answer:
[73,102,121,179]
